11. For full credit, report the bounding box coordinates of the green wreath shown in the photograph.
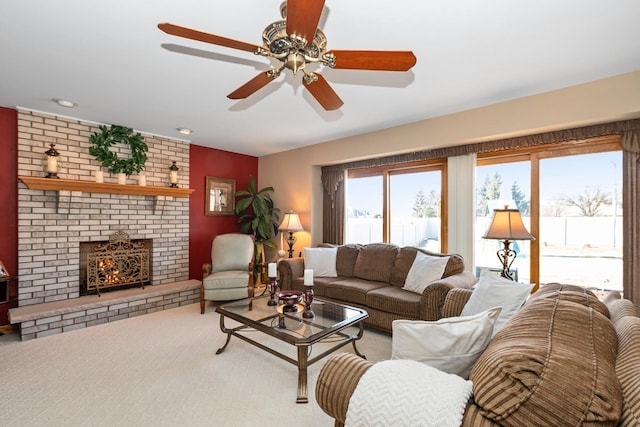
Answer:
[89,124,148,176]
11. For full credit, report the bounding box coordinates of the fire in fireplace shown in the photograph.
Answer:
[80,231,152,296]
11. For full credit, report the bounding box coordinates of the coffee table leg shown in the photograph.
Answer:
[296,345,309,404]
[216,314,232,355]
[351,320,367,359]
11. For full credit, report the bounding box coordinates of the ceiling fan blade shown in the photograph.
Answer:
[227,71,277,99]
[286,0,325,44]
[158,22,264,53]
[303,73,343,111]
[326,50,417,71]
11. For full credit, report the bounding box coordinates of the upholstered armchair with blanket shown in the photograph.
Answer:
[201,233,254,314]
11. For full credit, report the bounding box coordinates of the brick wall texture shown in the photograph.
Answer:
[16,110,191,306]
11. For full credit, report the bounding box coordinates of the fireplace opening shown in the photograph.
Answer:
[79,231,152,296]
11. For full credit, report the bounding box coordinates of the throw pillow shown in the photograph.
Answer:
[391,306,502,379]
[303,247,338,277]
[461,273,533,337]
[402,251,450,294]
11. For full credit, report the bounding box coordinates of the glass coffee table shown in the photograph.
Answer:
[215,295,369,403]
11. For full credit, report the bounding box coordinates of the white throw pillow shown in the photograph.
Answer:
[461,273,534,337]
[391,307,502,379]
[402,252,450,294]
[303,247,338,277]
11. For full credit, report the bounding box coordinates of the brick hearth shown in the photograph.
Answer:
[8,280,200,340]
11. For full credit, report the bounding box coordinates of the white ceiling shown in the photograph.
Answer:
[2,0,640,157]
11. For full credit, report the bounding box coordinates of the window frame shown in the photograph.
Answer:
[347,159,448,251]
[477,135,622,285]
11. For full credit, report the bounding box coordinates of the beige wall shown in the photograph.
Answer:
[259,71,640,253]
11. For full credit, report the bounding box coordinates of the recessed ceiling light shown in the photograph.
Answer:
[53,98,76,108]
[177,127,193,135]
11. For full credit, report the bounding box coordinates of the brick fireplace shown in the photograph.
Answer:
[11,110,199,339]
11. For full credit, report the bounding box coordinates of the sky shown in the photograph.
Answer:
[347,151,622,217]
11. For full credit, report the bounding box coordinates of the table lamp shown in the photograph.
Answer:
[278,211,304,258]
[482,206,535,280]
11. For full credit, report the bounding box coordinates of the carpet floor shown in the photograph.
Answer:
[0,302,391,426]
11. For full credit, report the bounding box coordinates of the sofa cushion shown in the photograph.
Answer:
[532,283,610,318]
[303,247,338,277]
[391,307,501,379]
[318,243,361,277]
[366,285,421,318]
[337,244,361,277]
[470,297,622,426]
[390,247,464,287]
[353,243,399,283]
[460,274,533,337]
[402,251,450,294]
[323,278,389,306]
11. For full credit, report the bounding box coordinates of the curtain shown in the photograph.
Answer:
[447,154,476,265]
[622,130,640,314]
[322,167,345,244]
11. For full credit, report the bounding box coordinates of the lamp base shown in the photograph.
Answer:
[286,232,297,258]
[496,240,517,281]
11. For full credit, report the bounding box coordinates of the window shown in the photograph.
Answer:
[538,151,622,290]
[475,160,532,283]
[345,175,383,244]
[345,161,446,251]
[476,136,623,293]
[389,170,442,251]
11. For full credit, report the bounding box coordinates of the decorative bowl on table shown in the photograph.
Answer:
[277,290,303,313]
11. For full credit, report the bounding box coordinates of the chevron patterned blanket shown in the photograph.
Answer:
[345,359,473,427]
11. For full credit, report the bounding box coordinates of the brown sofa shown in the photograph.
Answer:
[277,243,477,332]
[316,283,640,426]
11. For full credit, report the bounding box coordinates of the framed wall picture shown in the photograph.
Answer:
[205,177,236,216]
[0,260,8,278]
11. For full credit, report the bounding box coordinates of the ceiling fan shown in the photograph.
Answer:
[158,0,416,111]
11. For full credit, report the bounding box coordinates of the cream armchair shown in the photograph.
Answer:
[201,233,254,314]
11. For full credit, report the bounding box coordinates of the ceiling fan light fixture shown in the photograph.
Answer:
[285,52,306,75]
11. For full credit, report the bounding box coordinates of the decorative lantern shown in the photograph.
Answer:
[169,161,179,188]
[44,143,60,178]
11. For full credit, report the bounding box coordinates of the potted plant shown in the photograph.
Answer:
[234,175,280,283]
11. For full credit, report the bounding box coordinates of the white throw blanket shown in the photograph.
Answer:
[345,359,473,427]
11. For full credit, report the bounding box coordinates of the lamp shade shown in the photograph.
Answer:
[278,211,304,231]
[483,208,535,241]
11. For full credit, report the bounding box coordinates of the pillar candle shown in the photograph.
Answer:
[268,262,277,278]
[95,170,104,183]
[138,174,146,186]
[304,269,314,286]
[47,156,58,173]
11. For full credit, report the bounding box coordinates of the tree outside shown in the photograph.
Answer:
[477,173,502,215]
[511,181,530,215]
[562,187,612,217]
[412,188,440,218]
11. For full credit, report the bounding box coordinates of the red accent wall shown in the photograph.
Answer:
[0,107,18,326]
[189,144,258,280]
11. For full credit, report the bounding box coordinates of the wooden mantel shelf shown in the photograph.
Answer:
[19,176,195,198]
